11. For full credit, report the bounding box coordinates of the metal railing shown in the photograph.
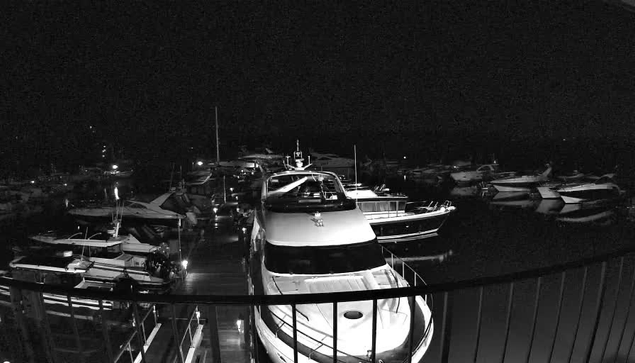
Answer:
[3,245,635,363]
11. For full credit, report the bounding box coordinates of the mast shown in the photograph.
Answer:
[215,106,220,165]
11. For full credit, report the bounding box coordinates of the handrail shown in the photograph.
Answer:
[267,306,366,362]
[3,244,635,305]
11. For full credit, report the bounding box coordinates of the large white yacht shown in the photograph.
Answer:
[248,144,434,363]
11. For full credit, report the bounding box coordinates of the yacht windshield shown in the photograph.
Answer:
[265,173,356,212]
[264,241,386,274]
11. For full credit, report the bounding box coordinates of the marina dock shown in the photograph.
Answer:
[144,224,251,363]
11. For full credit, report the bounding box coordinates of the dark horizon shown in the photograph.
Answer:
[2,1,635,172]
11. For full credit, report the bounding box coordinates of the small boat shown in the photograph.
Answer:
[22,226,178,293]
[556,175,624,204]
[30,222,158,255]
[249,142,434,363]
[490,164,552,192]
[308,148,356,169]
[0,251,126,319]
[346,185,456,242]
[450,163,516,186]
[67,191,191,227]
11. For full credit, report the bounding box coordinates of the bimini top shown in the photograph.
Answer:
[264,208,376,247]
[263,170,358,213]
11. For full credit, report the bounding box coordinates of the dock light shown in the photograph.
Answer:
[114,186,119,201]
[182,260,189,270]
[213,207,218,214]
[112,164,118,170]
[196,161,203,166]
[403,156,407,159]
[236,318,244,331]
[241,227,247,233]
[229,187,234,192]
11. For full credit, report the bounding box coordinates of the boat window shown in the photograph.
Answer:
[264,241,386,274]
[125,201,146,209]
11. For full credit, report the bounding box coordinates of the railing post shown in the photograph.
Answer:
[547,272,566,362]
[371,298,378,363]
[566,267,589,363]
[501,282,515,363]
[66,294,85,363]
[207,305,221,363]
[524,277,542,363]
[292,303,298,363]
[584,262,608,363]
[332,301,338,363]
[9,287,36,363]
[472,286,484,363]
[599,257,624,362]
[408,295,417,363]
[133,302,147,362]
[172,304,185,363]
[98,299,114,363]
[439,291,453,363]
[615,263,635,362]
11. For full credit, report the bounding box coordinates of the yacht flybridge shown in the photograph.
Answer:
[248,142,434,363]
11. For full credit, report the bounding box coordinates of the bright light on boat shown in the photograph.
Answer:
[196,161,203,166]
[30,180,35,184]
[229,187,234,192]
[241,227,247,233]
[114,186,119,200]
[182,260,189,270]
[112,164,118,170]
[213,207,218,213]
[236,318,243,330]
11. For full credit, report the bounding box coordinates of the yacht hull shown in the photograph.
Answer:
[367,209,453,242]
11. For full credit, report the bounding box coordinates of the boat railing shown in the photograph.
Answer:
[268,307,367,362]
[382,246,428,289]
[177,306,203,362]
[113,304,158,363]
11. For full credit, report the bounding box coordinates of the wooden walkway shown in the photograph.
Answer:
[144,224,251,363]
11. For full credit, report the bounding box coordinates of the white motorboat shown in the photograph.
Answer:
[23,228,177,293]
[0,251,124,319]
[308,148,356,169]
[450,163,516,186]
[490,164,552,192]
[346,185,455,242]
[30,223,158,255]
[67,191,192,227]
[556,175,624,204]
[248,144,434,363]
[535,171,587,199]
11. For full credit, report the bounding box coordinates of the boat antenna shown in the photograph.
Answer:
[354,144,358,200]
[215,106,220,166]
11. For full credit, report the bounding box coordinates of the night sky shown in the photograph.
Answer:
[2,1,635,171]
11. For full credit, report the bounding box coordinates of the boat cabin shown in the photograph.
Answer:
[9,253,91,288]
